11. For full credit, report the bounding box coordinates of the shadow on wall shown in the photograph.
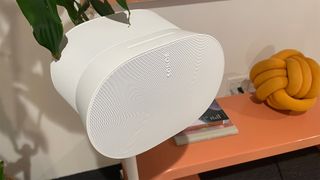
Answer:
[246,45,277,68]
[0,0,87,179]
[129,0,229,10]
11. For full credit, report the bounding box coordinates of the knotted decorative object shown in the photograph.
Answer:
[250,49,320,111]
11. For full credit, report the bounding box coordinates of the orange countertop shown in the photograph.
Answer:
[136,93,320,180]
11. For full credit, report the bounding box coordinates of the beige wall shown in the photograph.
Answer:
[0,0,320,179]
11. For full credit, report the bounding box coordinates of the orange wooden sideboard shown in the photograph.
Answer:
[133,93,320,180]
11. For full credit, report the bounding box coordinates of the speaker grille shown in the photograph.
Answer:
[87,35,223,158]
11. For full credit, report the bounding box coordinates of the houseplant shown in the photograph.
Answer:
[16,0,130,60]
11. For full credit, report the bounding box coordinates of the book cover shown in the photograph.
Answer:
[174,100,238,146]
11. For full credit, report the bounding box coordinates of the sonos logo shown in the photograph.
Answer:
[164,53,171,78]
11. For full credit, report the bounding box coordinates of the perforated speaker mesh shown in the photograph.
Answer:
[87,35,223,158]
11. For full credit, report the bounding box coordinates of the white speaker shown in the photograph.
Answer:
[50,10,224,159]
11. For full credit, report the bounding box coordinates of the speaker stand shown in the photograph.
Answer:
[122,156,139,180]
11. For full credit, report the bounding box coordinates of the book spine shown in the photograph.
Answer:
[174,126,238,146]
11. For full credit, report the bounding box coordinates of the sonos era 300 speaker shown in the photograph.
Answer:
[51,10,224,159]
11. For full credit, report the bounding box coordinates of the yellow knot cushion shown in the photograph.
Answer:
[249,49,320,111]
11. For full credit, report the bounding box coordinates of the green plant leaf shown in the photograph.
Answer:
[77,0,90,15]
[0,161,4,180]
[89,0,114,16]
[76,0,90,21]
[16,0,63,59]
[116,0,130,15]
[57,0,84,25]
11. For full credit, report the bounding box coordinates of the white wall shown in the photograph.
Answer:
[142,0,320,96]
[0,0,320,179]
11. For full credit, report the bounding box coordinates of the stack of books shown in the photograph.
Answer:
[173,100,238,146]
